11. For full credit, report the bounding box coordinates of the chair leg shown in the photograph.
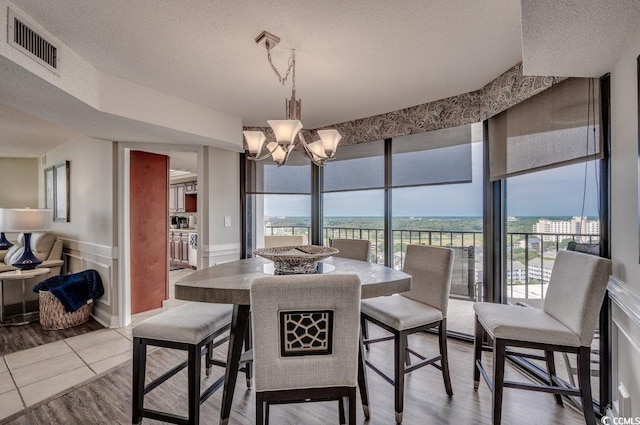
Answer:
[131,338,147,425]
[562,352,576,387]
[492,339,506,425]
[206,339,213,377]
[577,346,596,425]
[394,331,407,424]
[544,350,563,405]
[439,319,453,397]
[187,344,202,425]
[361,316,370,352]
[265,402,270,425]
[245,313,253,388]
[255,393,264,425]
[405,339,412,367]
[338,397,346,425]
[357,334,371,419]
[473,315,484,390]
[348,388,357,425]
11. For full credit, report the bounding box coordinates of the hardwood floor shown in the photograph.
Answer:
[3,330,588,425]
[0,317,104,356]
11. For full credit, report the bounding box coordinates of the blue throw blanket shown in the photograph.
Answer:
[33,270,104,313]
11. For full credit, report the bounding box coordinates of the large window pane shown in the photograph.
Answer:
[505,160,601,300]
[247,194,311,251]
[323,190,385,263]
[392,123,483,336]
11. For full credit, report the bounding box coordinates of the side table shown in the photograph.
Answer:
[0,268,51,326]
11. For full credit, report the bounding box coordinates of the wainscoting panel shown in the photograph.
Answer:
[203,243,240,267]
[609,276,640,418]
[62,238,118,328]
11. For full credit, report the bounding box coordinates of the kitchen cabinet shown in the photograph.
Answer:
[169,181,196,212]
[180,233,190,267]
[169,230,192,268]
[176,185,185,211]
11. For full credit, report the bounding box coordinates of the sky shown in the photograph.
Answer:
[264,143,601,217]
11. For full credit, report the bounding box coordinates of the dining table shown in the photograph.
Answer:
[175,255,411,425]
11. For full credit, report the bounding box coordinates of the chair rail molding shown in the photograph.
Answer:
[202,243,241,267]
[609,276,640,330]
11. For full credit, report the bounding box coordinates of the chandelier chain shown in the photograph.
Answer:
[266,47,296,93]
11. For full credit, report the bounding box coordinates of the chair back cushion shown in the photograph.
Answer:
[401,244,455,316]
[264,235,308,248]
[251,274,361,392]
[330,238,371,262]
[543,250,612,346]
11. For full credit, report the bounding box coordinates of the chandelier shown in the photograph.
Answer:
[243,31,341,167]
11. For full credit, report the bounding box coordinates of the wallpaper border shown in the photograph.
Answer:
[244,63,564,148]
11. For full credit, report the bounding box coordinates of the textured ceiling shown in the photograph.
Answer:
[0,102,77,157]
[2,1,640,159]
[521,0,640,77]
[10,0,523,128]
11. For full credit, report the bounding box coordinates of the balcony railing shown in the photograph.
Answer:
[263,225,600,301]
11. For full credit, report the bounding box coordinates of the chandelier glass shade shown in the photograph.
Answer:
[243,31,340,167]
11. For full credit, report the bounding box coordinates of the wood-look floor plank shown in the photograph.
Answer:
[3,330,588,425]
[0,318,104,356]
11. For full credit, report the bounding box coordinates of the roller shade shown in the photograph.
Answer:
[392,124,472,188]
[488,78,602,182]
[323,140,385,193]
[245,150,311,194]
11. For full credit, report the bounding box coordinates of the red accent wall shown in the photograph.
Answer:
[130,151,168,314]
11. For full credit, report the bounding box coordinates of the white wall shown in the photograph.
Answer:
[41,134,118,326]
[201,146,241,266]
[0,158,38,208]
[42,135,114,246]
[610,20,640,418]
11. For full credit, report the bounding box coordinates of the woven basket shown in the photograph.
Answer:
[39,290,92,330]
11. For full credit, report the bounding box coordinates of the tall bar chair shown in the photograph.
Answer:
[360,244,455,424]
[251,274,362,425]
[473,249,611,425]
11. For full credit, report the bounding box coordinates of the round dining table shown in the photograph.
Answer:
[175,256,411,425]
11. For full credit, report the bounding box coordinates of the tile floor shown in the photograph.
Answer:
[0,268,194,421]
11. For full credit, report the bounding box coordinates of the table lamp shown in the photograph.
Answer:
[0,208,52,270]
[0,233,11,249]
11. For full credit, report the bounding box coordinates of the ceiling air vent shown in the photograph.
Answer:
[7,8,60,75]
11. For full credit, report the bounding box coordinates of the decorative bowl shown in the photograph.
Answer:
[254,245,339,274]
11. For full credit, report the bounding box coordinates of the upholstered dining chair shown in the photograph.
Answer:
[330,238,371,262]
[473,249,611,425]
[360,244,455,424]
[250,274,361,425]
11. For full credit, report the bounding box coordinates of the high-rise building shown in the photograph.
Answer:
[532,216,599,242]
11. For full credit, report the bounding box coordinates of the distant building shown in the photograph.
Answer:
[532,216,599,242]
[517,237,541,251]
[527,257,554,283]
[506,260,527,283]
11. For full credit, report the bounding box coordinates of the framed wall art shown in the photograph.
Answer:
[44,160,70,222]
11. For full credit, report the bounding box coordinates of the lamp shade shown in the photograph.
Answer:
[267,120,303,145]
[0,208,52,231]
[266,142,287,166]
[317,129,341,156]
[243,131,267,156]
[307,140,327,159]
